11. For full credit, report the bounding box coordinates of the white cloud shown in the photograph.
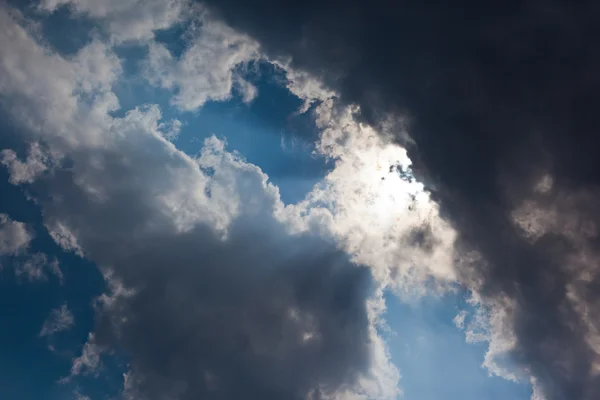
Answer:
[1,142,51,184]
[0,213,33,256]
[65,333,103,380]
[0,9,121,147]
[0,212,62,283]
[242,61,459,294]
[453,310,468,329]
[234,75,259,104]
[39,0,187,43]
[40,303,75,337]
[158,118,183,142]
[272,58,335,113]
[455,293,523,382]
[143,11,260,111]
[46,221,84,257]
[283,98,458,294]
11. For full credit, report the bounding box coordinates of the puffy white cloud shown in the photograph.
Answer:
[39,0,187,42]
[0,8,121,147]
[1,142,51,184]
[282,94,458,294]
[143,11,260,111]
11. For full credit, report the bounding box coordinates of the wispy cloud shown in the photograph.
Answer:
[40,303,75,337]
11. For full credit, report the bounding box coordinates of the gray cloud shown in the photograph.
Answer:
[0,6,399,398]
[30,133,384,399]
[0,213,32,256]
[1,142,51,184]
[198,1,600,399]
[40,303,75,337]
[0,213,62,284]
[14,252,63,283]
[94,224,373,400]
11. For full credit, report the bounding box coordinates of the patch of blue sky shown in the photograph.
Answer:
[10,0,97,56]
[0,167,106,400]
[383,291,533,400]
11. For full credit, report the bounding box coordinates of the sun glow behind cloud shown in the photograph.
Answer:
[358,147,423,224]
[277,100,459,293]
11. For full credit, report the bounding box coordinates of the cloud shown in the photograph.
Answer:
[40,303,75,337]
[0,212,62,283]
[66,333,103,380]
[0,6,121,144]
[282,100,458,296]
[91,221,385,400]
[14,252,63,283]
[73,390,91,400]
[195,1,600,398]
[1,142,51,184]
[143,8,260,111]
[0,6,399,400]
[265,64,458,295]
[45,221,84,257]
[0,213,33,256]
[39,0,187,42]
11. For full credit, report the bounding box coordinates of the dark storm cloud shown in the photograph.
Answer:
[95,224,372,400]
[21,133,378,400]
[199,1,600,398]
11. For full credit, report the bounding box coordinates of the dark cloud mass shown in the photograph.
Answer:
[200,1,600,399]
[95,225,371,400]
[25,134,375,400]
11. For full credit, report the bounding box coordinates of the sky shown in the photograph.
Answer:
[0,1,598,400]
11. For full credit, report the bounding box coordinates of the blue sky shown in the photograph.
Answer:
[0,2,538,400]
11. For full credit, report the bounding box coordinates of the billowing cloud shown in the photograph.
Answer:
[143,7,260,111]
[284,99,458,294]
[0,5,399,400]
[196,1,600,399]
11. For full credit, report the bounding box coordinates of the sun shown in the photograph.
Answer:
[358,144,426,223]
